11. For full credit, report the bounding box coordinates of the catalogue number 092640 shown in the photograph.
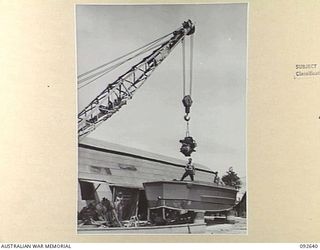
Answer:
[300,244,318,248]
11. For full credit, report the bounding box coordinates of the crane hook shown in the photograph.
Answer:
[184,114,190,121]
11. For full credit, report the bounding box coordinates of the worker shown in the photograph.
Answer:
[213,171,220,184]
[114,192,124,222]
[101,197,122,227]
[95,200,107,221]
[180,158,195,181]
[78,202,99,225]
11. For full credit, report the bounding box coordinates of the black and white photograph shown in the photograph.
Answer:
[76,3,247,234]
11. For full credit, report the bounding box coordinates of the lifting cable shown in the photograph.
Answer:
[179,33,196,157]
[186,34,194,137]
[189,34,194,97]
[181,33,194,123]
[181,34,194,98]
[182,38,186,97]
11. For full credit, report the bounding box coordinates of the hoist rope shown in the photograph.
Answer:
[189,34,194,97]
[182,38,186,97]
[181,35,194,97]
[181,33,194,138]
[78,32,172,80]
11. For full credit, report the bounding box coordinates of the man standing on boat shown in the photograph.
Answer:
[180,158,195,181]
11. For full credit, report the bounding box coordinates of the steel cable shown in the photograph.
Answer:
[77,41,166,89]
[182,38,186,97]
[190,34,194,97]
[77,32,172,80]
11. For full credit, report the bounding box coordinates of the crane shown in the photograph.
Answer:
[78,20,197,156]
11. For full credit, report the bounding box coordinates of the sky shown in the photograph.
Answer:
[76,4,247,186]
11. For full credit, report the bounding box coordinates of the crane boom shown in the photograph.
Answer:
[78,20,195,139]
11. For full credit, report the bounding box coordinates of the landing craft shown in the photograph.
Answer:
[77,139,237,233]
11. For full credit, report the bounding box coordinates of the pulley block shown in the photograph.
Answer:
[182,95,193,115]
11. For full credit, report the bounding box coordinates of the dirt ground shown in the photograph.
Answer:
[206,217,247,234]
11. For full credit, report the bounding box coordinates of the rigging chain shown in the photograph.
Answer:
[186,121,190,137]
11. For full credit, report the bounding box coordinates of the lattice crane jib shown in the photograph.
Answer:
[78,20,195,140]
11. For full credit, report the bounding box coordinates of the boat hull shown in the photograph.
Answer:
[143,181,237,212]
